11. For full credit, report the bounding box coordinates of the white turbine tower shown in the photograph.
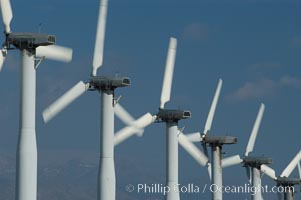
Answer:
[0,0,73,200]
[42,0,129,199]
[222,103,272,200]
[261,150,301,200]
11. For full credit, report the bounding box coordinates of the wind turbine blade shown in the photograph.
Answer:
[114,103,144,136]
[202,143,209,161]
[244,103,265,156]
[129,113,155,129]
[36,45,73,63]
[92,0,108,76]
[261,164,277,180]
[222,155,242,168]
[178,132,209,166]
[298,162,301,179]
[246,167,252,183]
[42,81,89,123]
[186,132,201,142]
[0,48,7,71]
[114,127,138,146]
[160,37,177,109]
[207,163,212,180]
[201,142,210,179]
[0,0,13,34]
[114,103,135,123]
[280,150,301,178]
[203,79,222,135]
[114,113,155,146]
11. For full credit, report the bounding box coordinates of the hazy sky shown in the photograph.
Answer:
[0,0,301,199]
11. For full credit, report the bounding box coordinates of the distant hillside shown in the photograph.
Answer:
[0,151,163,200]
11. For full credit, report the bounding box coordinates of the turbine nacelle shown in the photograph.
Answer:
[204,135,237,146]
[157,109,191,123]
[89,76,131,91]
[6,32,55,49]
[276,177,301,186]
[243,156,273,168]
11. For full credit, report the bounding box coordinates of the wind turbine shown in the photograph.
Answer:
[184,79,237,200]
[261,150,301,200]
[184,78,223,178]
[222,103,273,200]
[112,37,193,200]
[42,0,130,199]
[0,1,72,200]
[156,38,191,200]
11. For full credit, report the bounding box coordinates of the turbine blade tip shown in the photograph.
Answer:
[169,37,177,49]
[42,109,52,124]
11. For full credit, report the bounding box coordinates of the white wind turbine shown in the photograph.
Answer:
[42,0,130,199]
[155,37,191,200]
[0,0,72,200]
[184,78,223,177]
[113,37,195,200]
[185,79,237,200]
[261,150,301,200]
[222,103,273,200]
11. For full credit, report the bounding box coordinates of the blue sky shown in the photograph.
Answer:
[0,0,301,198]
